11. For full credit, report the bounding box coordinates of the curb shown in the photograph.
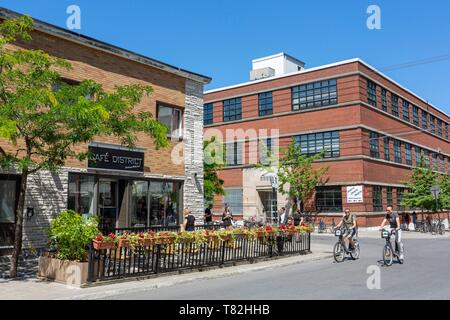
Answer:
[61,251,333,300]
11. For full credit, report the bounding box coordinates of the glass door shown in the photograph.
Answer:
[98,179,118,234]
[0,177,19,248]
[129,181,149,227]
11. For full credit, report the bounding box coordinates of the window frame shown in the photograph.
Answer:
[203,103,213,125]
[292,79,337,111]
[223,97,242,122]
[258,91,273,116]
[157,104,183,139]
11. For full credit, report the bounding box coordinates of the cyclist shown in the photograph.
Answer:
[379,206,404,262]
[335,208,357,252]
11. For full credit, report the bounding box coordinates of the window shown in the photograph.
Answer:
[397,188,404,210]
[424,150,430,167]
[367,80,377,107]
[158,105,182,138]
[430,115,435,134]
[391,94,399,117]
[203,103,213,125]
[259,137,272,165]
[294,131,340,158]
[405,143,412,165]
[223,98,242,122]
[422,110,428,129]
[369,131,379,158]
[432,152,438,170]
[402,100,410,122]
[258,92,273,116]
[225,141,243,166]
[372,186,383,212]
[412,106,419,126]
[316,186,342,212]
[68,174,96,217]
[0,178,18,223]
[384,137,390,161]
[437,119,443,137]
[415,146,421,166]
[440,154,445,172]
[386,187,393,207]
[381,88,388,112]
[223,188,243,214]
[292,79,337,110]
[446,123,449,140]
[394,139,402,163]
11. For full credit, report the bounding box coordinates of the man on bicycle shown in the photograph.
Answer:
[379,206,404,262]
[335,208,357,251]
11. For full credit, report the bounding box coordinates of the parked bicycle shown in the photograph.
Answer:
[430,217,446,235]
[380,228,404,266]
[318,219,327,233]
[333,226,360,263]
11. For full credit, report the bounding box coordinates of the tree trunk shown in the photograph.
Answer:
[9,170,28,278]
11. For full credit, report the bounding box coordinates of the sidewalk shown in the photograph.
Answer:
[0,243,331,300]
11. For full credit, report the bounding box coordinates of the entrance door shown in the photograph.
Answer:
[259,191,278,224]
[0,177,19,249]
[98,179,118,234]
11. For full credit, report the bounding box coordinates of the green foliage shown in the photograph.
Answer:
[48,210,99,261]
[401,155,438,211]
[203,136,226,203]
[438,173,450,210]
[278,140,328,204]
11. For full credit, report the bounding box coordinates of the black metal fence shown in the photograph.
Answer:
[87,232,311,282]
[100,223,224,235]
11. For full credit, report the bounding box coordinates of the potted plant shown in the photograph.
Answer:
[156,231,177,245]
[92,233,117,250]
[176,231,195,244]
[138,231,155,247]
[216,229,232,241]
[39,210,99,286]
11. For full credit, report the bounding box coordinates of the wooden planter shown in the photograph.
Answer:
[156,236,176,245]
[219,235,232,241]
[92,240,115,251]
[256,231,266,238]
[206,235,219,242]
[38,256,97,287]
[118,238,131,248]
[138,238,154,247]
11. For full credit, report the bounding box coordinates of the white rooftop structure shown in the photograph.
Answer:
[250,52,305,81]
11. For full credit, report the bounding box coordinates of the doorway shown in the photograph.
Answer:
[258,190,277,224]
[0,176,20,250]
[98,179,118,234]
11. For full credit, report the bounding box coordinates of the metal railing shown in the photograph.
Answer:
[100,223,225,235]
[87,232,311,282]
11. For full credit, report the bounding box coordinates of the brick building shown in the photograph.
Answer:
[0,8,210,253]
[204,53,450,227]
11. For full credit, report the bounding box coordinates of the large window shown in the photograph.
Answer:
[203,103,213,125]
[432,152,438,170]
[68,174,96,217]
[149,181,181,227]
[394,139,402,163]
[294,131,340,158]
[381,88,388,112]
[372,186,383,212]
[437,119,443,137]
[405,143,412,165]
[446,124,449,140]
[225,141,243,166]
[402,100,410,122]
[424,150,430,167]
[0,178,18,223]
[430,115,436,134]
[369,131,379,158]
[259,137,272,165]
[412,106,419,126]
[258,92,273,116]
[158,105,182,138]
[415,146,421,166]
[391,94,399,117]
[316,186,342,213]
[367,80,377,107]
[422,110,428,129]
[440,154,445,172]
[384,137,390,161]
[223,98,242,122]
[386,187,393,207]
[223,188,243,214]
[292,79,337,110]
[397,188,404,210]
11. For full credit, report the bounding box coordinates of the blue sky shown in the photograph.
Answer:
[1,0,450,111]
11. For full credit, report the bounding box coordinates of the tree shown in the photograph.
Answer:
[401,156,438,212]
[277,140,328,213]
[0,17,169,277]
[438,173,450,210]
[203,136,225,204]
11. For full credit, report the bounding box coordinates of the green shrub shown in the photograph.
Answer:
[48,210,99,261]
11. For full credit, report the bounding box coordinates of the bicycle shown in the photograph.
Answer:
[333,226,360,263]
[327,219,336,234]
[380,228,404,266]
[430,218,446,235]
[318,219,327,233]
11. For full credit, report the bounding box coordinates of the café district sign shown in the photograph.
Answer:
[88,144,145,173]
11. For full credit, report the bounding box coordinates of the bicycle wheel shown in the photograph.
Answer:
[382,245,393,266]
[350,241,360,260]
[439,224,445,235]
[431,224,437,235]
[333,242,345,263]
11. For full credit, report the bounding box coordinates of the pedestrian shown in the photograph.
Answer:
[404,213,410,230]
[222,204,233,229]
[278,207,288,226]
[204,203,213,226]
[292,209,302,226]
[412,211,417,226]
[182,208,195,232]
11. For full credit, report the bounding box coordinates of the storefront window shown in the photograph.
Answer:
[130,181,149,227]
[68,174,96,218]
[149,181,181,226]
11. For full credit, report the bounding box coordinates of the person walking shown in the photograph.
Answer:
[292,209,302,226]
[204,203,213,225]
[278,207,288,226]
[222,204,233,229]
[182,208,195,232]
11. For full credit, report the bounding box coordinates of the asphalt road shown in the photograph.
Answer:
[102,234,450,300]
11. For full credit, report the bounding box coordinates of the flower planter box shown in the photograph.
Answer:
[256,232,266,238]
[219,235,232,241]
[92,240,115,250]
[38,256,98,287]
[138,238,154,247]
[118,239,131,248]
[156,236,176,245]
